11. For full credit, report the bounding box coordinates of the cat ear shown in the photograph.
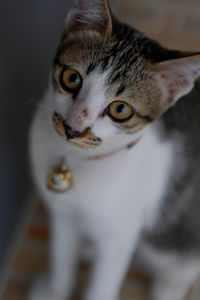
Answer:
[65,0,112,36]
[152,53,200,105]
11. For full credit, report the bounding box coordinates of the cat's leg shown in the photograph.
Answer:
[84,233,137,300]
[150,253,200,300]
[28,210,80,300]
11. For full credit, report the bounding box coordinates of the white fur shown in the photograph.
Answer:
[29,71,175,300]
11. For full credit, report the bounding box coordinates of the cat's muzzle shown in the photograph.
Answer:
[52,112,102,149]
[63,123,83,140]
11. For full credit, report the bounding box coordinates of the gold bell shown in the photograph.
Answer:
[47,164,72,193]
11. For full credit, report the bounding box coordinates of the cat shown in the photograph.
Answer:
[28,0,200,300]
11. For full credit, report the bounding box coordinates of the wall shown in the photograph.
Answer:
[114,0,200,51]
[0,0,74,276]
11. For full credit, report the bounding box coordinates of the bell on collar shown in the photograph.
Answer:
[47,164,72,193]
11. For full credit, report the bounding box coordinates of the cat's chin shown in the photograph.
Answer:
[65,135,142,161]
[65,142,110,160]
[62,125,146,161]
[67,137,102,150]
[64,140,115,160]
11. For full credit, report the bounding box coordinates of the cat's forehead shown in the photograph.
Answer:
[55,30,152,89]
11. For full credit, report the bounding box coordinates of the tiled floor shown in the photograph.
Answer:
[2,201,199,300]
[2,202,150,300]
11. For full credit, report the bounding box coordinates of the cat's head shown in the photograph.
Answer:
[51,0,200,158]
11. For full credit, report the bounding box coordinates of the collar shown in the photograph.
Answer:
[88,137,141,161]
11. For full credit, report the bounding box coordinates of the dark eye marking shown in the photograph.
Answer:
[86,63,96,75]
[142,115,154,122]
[116,85,126,97]
[110,72,121,84]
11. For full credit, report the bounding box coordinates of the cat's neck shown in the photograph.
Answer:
[88,137,141,161]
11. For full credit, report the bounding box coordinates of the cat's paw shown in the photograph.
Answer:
[27,275,67,300]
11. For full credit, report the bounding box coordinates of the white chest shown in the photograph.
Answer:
[30,119,174,237]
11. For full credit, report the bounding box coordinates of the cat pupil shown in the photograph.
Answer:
[69,73,78,83]
[117,104,125,114]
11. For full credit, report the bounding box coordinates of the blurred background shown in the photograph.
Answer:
[115,0,200,51]
[0,0,200,299]
[0,0,74,289]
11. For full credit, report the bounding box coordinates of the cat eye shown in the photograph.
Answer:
[60,67,82,93]
[106,101,134,122]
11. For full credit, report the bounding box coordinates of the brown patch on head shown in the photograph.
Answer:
[104,60,166,134]
[52,0,115,93]
[111,52,200,134]
[53,30,105,93]
[52,0,113,91]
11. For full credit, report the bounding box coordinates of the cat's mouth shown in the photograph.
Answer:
[52,112,102,149]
